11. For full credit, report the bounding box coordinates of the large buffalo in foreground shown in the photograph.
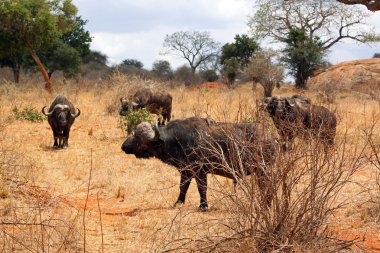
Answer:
[121,117,277,211]
[262,95,336,150]
[42,95,80,149]
[119,88,172,125]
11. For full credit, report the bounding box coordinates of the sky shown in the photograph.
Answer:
[72,0,380,70]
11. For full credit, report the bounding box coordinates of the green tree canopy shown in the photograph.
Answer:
[120,59,144,69]
[220,34,259,85]
[23,15,91,78]
[0,30,28,83]
[0,0,78,92]
[282,28,327,89]
[83,50,108,66]
[221,34,259,68]
[152,60,173,79]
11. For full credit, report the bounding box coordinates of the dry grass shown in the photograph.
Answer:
[0,74,379,252]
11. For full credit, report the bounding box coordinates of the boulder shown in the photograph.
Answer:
[308,58,380,90]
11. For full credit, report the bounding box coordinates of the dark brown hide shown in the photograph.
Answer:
[121,117,277,210]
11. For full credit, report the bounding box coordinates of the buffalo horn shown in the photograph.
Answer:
[42,104,67,116]
[135,122,156,141]
[41,106,52,116]
[71,108,81,118]
[285,97,296,106]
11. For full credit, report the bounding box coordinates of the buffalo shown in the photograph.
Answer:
[262,95,336,150]
[119,88,172,125]
[42,95,80,149]
[121,117,277,211]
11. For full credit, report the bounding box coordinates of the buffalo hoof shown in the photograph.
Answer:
[53,145,59,149]
[174,200,184,207]
[198,204,208,212]
[62,145,68,149]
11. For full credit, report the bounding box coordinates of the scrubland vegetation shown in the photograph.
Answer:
[0,69,379,252]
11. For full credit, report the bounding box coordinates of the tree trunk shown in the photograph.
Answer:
[295,70,307,89]
[263,83,274,97]
[27,44,53,93]
[12,64,20,83]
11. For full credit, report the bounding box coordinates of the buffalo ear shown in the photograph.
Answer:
[152,122,165,142]
[263,97,272,106]
[285,97,296,107]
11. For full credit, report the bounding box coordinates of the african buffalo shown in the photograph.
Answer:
[262,95,336,150]
[42,95,80,149]
[119,88,172,125]
[121,117,277,211]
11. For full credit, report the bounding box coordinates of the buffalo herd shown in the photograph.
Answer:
[42,89,337,211]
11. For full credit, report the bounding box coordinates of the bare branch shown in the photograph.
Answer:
[249,0,379,48]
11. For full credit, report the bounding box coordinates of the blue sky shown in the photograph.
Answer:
[72,0,380,69]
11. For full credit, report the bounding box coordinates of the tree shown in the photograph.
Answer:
[120,59,144,69]
[249,0,379,49]
[152,60,173,80]
[0,31,28,83]
[222,58,240,87]
[162,31,220,73]
[200,69,219,82]
[61,16,91,58]
[282,28,327,89]
[173,65,201,86]
[248,0,380,88]
[0,0,78,92]
[220,34,259,85]
[247,50,284,97]
[221,34,259,68]
[24,16,91,78]
[83,50,108,65]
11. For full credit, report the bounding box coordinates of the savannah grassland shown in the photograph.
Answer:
[0,72,380,252]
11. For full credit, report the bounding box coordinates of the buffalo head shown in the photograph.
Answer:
[119,98,129,116]
[42,104,80,127]
[121,122,161,158]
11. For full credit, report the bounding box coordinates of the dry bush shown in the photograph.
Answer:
[152,123,368,252]
[352,79,380,101]
[311,77,338,104]
[364,112,380,221]
[105,71,169,115]
[0,131,84,252]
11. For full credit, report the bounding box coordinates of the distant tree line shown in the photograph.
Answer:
[1,0,379,95]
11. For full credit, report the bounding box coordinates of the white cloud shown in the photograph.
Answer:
[73,0,380,70]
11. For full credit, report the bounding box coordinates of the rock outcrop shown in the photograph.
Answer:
[308,58,380,90]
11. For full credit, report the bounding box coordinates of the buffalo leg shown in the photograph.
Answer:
[175,171,192,206]
[62,127,70,149]
[52,129,59,149]
[195,170,208,211]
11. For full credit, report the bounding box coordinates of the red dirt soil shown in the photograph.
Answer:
[330,226,380,252]
[188,82,227,90]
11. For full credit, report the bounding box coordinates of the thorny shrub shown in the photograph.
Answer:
[153,122,369,252]
[118,107,153,135]
[364,112,380,221]
[12,105,45,122]
[0,129,82,251]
